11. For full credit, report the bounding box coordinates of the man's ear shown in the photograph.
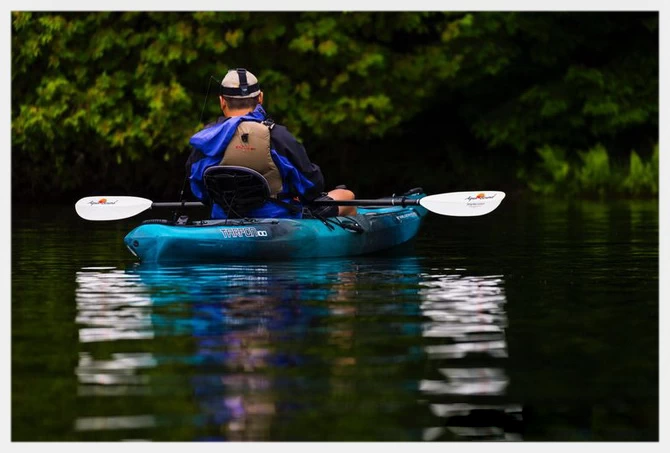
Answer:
[258,92,264,105]
[219,96,226,111]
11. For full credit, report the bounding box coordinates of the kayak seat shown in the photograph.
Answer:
[203,165,271,218]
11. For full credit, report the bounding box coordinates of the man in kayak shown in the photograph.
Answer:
[186,68,356,219]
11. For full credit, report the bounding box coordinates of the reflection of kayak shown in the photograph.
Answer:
[123,194,428,263]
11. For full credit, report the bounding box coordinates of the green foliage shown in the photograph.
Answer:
[623,145,659,195]
[576,144,612,197]
[528,143,658,197]
[10,11,658,199]
[456,13,658,153]
[528,145,574,195]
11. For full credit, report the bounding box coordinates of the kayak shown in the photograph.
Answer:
[123,193,428,263]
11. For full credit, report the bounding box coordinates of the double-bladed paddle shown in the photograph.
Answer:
[75,191,506,221]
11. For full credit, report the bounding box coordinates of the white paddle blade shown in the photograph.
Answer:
[75,196,153,221]
[419,191,506,216]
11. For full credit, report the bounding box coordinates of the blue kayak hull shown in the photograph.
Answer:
[124,200,428,263]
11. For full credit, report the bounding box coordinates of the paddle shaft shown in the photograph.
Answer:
[306,197,421,207]
[151,198,420,209]
[153,201,206,209]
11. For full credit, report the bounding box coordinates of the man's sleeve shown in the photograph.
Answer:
[271,125,325,200]
[185,117,227,201]
[185,148,208,201]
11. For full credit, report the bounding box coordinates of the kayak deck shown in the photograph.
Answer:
[124,199,428,263]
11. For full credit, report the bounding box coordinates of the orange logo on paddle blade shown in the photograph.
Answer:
[476,193,485,199]
[98,198,107,204]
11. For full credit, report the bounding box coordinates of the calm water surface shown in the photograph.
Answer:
[11,197,658,441]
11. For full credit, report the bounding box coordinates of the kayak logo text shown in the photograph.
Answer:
[220,227,270,239]
[88,198,117,205]
[465,193,496,202]
[397,212,418,220]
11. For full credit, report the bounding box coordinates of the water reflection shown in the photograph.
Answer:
[74,258,519,441]
[75,267,158,437]
[76,267,153,343]
[418,272,522,441]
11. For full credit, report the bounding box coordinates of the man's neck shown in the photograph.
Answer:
[225,108,254,117]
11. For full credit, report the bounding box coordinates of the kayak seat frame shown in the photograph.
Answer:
[203,165,271,219]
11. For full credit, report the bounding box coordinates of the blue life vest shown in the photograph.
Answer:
[189,105,315,219]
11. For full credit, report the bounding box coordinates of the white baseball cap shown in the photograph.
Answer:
[220,68,261,98]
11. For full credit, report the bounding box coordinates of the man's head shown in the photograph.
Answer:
[219,68,263,115]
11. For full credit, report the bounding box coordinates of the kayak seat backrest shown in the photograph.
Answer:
[203,165,271,218]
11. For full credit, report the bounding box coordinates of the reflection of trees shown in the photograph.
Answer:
[419,273,522,441]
